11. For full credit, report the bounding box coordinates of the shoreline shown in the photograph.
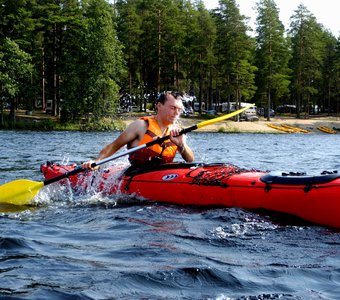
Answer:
[12,110,340,133]
[123,115,340,134]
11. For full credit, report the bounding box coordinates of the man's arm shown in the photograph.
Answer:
[82,119,147,169]
[177,142,194,162]
[169,129,194,162]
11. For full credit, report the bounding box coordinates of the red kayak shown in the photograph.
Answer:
[41,162,340,228]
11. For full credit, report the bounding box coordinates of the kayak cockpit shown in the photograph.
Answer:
[260,170,339,185]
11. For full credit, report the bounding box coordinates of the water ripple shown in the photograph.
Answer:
[1,131,340,299]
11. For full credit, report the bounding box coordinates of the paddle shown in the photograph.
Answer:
[0,104,253,206]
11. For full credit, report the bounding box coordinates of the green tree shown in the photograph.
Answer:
[318,31,338,114]
[58,0,88,120]
[116,0,207,110]
[31,0,124,119]
[332,36,340,113]
[255,0,291,120]
[213,0,257,115]
[138,0,185,92]
[185,1,216,112]
[289,4,325,118]
[0,38,33,126]
[81,0,124,117]
[33,0,66,116]
[0,0,37,112]
[0,0,36,47]
[116,0,143,97]
[115,0,157,111]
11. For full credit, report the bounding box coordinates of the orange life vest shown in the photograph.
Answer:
[129,116,178,166]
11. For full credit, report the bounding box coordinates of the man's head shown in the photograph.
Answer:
[156,91,182,105]
[156,91,183,126]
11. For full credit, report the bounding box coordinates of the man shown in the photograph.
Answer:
[82,91,194,170]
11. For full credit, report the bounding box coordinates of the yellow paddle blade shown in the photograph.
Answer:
[0,180,44,206]
[197,104,254,129]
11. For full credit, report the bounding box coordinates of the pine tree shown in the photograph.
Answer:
[213,0,257,116]
[317,29,339,115]
[187,1,216,112]
[0,0,35,124]
[0,38,33,126]
[81,0,124,117]
[53,0,87,121]
[255,0,291,120]
[289,4,325,118]
[329,36,340,114]
[116,0,143,97]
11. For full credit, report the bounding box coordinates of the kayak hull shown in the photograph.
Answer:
[41,162,340,228]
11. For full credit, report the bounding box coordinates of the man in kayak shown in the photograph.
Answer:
[82,91,194,169]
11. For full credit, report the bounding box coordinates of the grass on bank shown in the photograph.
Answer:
[0,114,126,131]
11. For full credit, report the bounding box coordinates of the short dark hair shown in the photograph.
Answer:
[156,91,182,104]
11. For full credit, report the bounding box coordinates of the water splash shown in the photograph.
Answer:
[212,219,278,239]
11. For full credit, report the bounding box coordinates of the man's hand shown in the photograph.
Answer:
[82,160,97,170]
[169,128,185,149]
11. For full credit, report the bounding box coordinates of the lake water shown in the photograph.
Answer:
[0,130,340,299]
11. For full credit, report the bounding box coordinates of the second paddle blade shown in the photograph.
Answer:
[0,179,44,206]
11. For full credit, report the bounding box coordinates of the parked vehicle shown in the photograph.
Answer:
[181,94,194,116]
[276,105,296,114]
[257,108,275,117]
[243,105,257,118]
[45,100,52,114]
[222,102,258,121]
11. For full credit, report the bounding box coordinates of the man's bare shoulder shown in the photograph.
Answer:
[125,118,148,136]
[121,118,148,147]
[127,118,147,129]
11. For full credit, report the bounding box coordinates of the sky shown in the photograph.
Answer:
[203,0,340,36]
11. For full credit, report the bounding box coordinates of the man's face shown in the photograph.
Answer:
[157,94,183,125]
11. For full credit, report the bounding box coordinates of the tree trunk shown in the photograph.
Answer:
[0,103,4,128]
[42,46,46,111]
[9,98,16,127]
[157,9,161,92]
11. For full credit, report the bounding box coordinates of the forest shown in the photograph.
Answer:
[1,0,340,127]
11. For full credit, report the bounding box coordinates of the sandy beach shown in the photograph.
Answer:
[122,114,340,134]
[13,109,340,133]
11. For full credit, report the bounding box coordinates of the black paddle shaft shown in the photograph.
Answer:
[43,165,87,186]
